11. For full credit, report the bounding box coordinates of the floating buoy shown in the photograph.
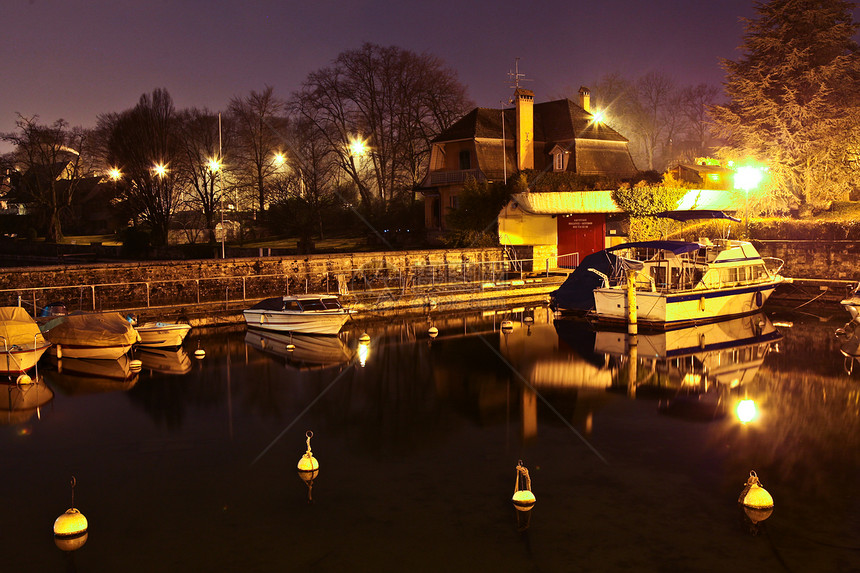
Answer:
[740,471,774,510]
[512,460,536,511]
[501,320,514,330]
[129,359,142,370]
[54,477,87,551]
[359,332,371,344]
[428,326,438,339]
[286,344,295,351]
[16,373,33,385]
[523,316,534,325]
[297,430,319,472]
[194,341,205,359]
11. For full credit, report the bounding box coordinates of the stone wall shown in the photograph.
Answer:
[0,247,507,312]
[755,240,860,280]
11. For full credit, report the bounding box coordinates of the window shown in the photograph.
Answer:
[449,195,460,209]
[553,151,565,172]
[459,150,471,170]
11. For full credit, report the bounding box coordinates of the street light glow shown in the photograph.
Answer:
[153,163,167,177]
[273,153,285,166]
[592,110,606,123]
[108,168,121,181]
[349,137,367,157]
[736,399,758,424]
[734,165,764,191]
[208,158,221,172]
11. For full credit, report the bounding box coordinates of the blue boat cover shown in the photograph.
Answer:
[550,250,621,313]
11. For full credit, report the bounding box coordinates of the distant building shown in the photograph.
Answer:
[667,161,734,191]
[416,87,637,234]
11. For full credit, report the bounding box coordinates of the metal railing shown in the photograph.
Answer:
[0,254,573,315]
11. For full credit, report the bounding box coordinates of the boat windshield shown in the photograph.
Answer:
[298,298,342,311]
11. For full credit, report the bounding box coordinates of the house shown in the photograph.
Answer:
[667,161,734,190]
[417,87,638,234]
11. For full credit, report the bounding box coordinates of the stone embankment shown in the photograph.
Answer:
[0,247,563,326]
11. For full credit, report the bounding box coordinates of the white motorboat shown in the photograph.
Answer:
[135,322,192,348]
[40,312,140,359]
[552,239,788,330]
[243,295,351,335]
[136,347,192,375]
[0,307,51,375]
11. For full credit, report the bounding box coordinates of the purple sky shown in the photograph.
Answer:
[3,0,850,155]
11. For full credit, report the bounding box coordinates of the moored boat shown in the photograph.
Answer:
[243,295,350,335]
[134,322,192,348]
[0,307,51,375]
[244,330,353,370]
[551,238,789,330]
[40,313,140,359]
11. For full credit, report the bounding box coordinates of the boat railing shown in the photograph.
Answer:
[761,257,786,278]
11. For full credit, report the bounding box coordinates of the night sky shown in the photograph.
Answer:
[2,0,856,154]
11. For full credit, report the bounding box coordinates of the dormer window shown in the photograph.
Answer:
[550,144,568,172]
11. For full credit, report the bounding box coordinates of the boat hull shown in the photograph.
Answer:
[593,279,783,330]
[1,343,51,374]
[136,323,192,348]
[49,343,135,360]
[243,309,350,336]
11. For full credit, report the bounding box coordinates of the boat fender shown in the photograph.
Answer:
[755,290,763,307]
[699,296,706,312]
[699,333,706,350]
[260,313,266,325]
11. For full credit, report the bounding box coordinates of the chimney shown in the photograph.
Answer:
[515,87,534,171]
[578,86,591,113]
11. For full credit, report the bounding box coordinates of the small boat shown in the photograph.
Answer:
[840,282,860,323]
[551,238,788,330]
[0,307,51,375]
[40,312,140,360]
[243,295,351,335]
[134,322,192,348]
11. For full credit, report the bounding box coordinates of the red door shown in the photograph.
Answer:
[557,214,605,268]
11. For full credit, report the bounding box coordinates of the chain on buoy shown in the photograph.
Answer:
[54,476,88,551]
[511,460,536,511]
[297,430,319,473]
[739,470,774,524]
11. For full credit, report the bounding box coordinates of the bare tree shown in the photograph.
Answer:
[290,43,472,214]
[100,89,183,246]
[679,84,721,161]
[1,115,93,241]
[227,86,287,216]
[177,108,226,243]
[630,72,678,171]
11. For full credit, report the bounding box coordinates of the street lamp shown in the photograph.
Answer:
[209,157,224,259]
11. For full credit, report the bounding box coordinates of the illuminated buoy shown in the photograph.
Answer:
[359,332,371,343]
[501,320,514,331]
[511,460,536,511]
[129,359,142,370]
[297,430,319,472]
[16,373,33,385]
[286,344,295,351]
[194,349,205,358]
[54,476,87,551]
[523,316,534,325]
[54,508,88,538]
[739,471,774,526]
[428,326,438,339]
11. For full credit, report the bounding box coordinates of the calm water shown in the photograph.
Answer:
[3,305,860,572]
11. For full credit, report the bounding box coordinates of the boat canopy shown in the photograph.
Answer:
[250,297,286,311]
[40,313,139,347]
[654,210,741,223]
[607,240,704,255]
[550,250,622,313]
[0,307,46,347]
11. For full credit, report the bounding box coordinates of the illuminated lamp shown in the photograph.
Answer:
[736,399,757,423]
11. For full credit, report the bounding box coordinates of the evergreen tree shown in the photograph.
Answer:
[711,0,860,213]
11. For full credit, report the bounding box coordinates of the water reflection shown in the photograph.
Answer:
[136,347,192,375]
[0,377,53,425]
[44,355,139,395]
[3,306,860,571]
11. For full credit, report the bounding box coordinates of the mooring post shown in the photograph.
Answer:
[626,270,638,337]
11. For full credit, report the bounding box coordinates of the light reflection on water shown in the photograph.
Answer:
[3,307,860,571]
